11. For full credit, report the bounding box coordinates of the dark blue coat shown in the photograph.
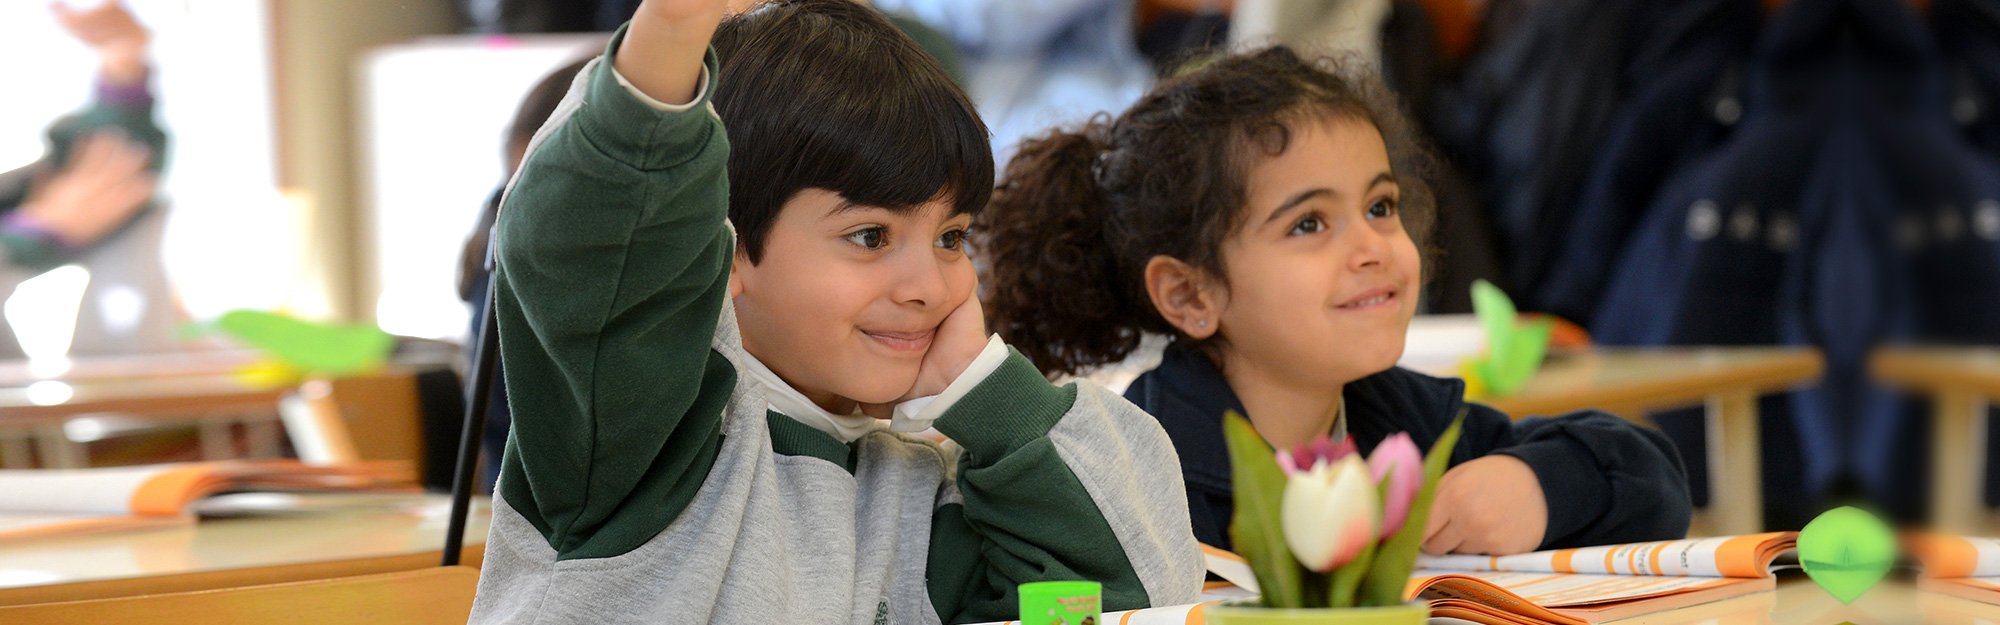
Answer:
[1123,342,1690,553]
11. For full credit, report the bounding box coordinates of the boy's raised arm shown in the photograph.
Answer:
[617,0,728,105]
[491,0,735,562]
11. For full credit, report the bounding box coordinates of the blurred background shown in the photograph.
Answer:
[1,0,1998,539]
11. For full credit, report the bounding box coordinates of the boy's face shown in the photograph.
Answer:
[732,189,976,411]
[1212,117,1420,390]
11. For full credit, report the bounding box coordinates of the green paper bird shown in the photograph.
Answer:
[192,310,395,387]
[1458,280,1552,398]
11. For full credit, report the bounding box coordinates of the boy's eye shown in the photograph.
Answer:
[935,228,968,251]
[1288,215,1327,236]
[845,227,888,250]
[1366,198,1399,220]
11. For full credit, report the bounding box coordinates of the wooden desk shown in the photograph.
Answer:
[1474,348,1825,537]
[0,494,489,604]
[0,565,480,625]
[1871,347,2000,534]
[1597,575,1986,624]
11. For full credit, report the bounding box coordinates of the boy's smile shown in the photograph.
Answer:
[861,327,936,354]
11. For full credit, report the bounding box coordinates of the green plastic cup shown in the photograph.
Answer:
[1018,581,1102,625]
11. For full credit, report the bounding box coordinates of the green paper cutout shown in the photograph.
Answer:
[1469,280,1552,396]
[210,310,394,376]
[1797,506,1896,605]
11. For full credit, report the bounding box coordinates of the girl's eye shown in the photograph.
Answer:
[1288,215,1327,236]
[935,228,968,251]
[1366,198,1399,220]
[845,227,888,250]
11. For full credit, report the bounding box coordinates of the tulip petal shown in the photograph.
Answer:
[1368,433,1424,539]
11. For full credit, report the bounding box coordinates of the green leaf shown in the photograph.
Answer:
[1223,411,1304,608]
[1329,529,1379,607]
[1358,410,1467,606]
[214,310,394,376]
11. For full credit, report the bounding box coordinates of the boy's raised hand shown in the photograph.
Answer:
[616,0,729,106]
[1419,455,1549,556]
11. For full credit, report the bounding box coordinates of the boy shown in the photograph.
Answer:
[466,1,1202,623]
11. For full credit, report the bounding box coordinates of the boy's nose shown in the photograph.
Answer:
[889,249,951,309]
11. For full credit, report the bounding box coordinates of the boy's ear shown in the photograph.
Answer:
[729,248,750,298]
[1144,255,1223,340]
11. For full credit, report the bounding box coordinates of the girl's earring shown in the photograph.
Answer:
[1196,319,1208,328]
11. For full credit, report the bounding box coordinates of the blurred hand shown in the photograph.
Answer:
[22,132,157,247]
[53,1,151,85]
[1420,454,1549,556]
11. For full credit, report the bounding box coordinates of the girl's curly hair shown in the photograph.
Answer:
[977,47,1440,377]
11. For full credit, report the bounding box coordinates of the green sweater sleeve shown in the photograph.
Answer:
[925,349,1202,624]
[491,31,736,562]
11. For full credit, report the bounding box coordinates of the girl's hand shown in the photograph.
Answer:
[616,0,729,106]
[1419,455,1549,556]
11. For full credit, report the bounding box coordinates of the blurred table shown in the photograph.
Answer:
[0,350,260,388]
[0,493,488,605]
[1870,347,2000,534]
[0,370,286,469]
[1454,347,1824,537]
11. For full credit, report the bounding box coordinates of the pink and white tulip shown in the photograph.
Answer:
[1280,454,1379,572]
[1367,433,1424,540]
[1276,433,1357,476]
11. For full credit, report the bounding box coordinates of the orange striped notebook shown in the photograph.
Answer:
[1179,535,1792,625]
[0,460,413,541]
[1911,534,2000,606]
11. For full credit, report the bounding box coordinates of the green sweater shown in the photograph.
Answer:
[468,32,1200,625]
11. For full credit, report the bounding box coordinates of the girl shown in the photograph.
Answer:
[979,48,1691,556]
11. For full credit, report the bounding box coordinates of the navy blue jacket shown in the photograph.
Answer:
[1124,342,1691,553]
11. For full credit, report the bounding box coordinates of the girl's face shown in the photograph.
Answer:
[1212,117,1420,389]
[732,189,976,411]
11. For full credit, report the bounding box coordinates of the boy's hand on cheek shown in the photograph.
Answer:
[912,293,989,397]
[1419,455,1548,556]
[860,294,988,417]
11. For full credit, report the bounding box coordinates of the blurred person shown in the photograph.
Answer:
[456,56,590,491]
[870,0,1159,168]
[0,0,180,358]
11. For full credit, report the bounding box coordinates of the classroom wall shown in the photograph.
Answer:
[269,0,462,322]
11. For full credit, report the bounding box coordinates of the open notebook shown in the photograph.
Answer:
[0,460,414,541]
[981,534,1795,625]
[1911,535,2000,605]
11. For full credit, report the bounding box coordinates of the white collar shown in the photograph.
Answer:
[741,353,906,443]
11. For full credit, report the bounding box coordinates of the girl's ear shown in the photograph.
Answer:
[729,248,750,298]
[1144,255,1224,340]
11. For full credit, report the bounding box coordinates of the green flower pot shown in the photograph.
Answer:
[1201,601,1429,625]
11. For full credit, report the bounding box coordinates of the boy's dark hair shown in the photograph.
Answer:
[713,0,992,263]
[977,47,1440,377]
